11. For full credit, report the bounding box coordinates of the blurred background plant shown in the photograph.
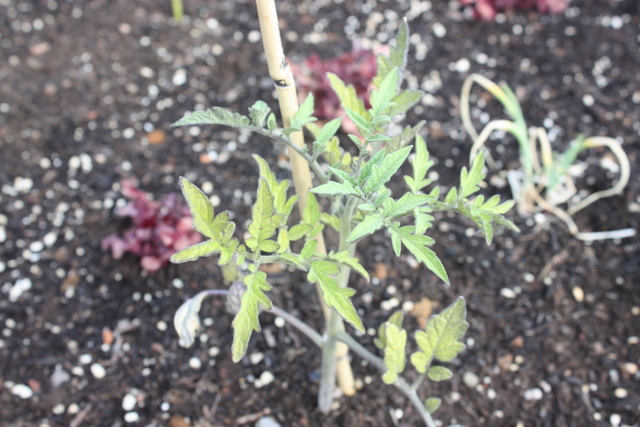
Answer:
[101,179,202,272]
[460,73,634,241]
[292,41,386,135]
[460,0,568,21]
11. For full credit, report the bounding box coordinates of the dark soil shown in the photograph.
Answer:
[1,0,639,426]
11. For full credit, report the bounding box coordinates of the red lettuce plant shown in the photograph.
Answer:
[102,179,201,273]
[462,0,568,21]
[292,41,386,135]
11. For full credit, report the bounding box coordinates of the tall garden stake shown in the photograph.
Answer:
[254,0,356,400]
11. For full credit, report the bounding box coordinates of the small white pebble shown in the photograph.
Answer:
[454,58,471,73]
[122,393,137,411]
[487,388,497,399]
[500,288,517,299]
[208,346,220,357]
[161,402,170,411]
[52,403,65,414]
[79,354,92,364]
[172,69,187,86]
[139,66,154,78]
[67,403,80,414]
[250,352,265,365]
[613,387,628,398]
[524,388,543,401]
[156,320,167,331]
[189,357,202,369]
[257,371,274,387]
[463,372,480,388]
[622,362,638,375]
[572,286,584,302]
[274,316,285,328]
[11,384,34,399]
[610,413,621,426]
[90,363,107,379]
[255,416,281,427]
[124,411,140,423]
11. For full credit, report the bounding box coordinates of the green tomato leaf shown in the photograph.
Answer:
[374,311,404,349]
[172,107,251,128]
[381,323,407,384]
[308,260,364,332]
[231,271,272,362]
[346,213,384,242]
[329,250,370,281]
[316,117,343,145]
[363,145,413,195]
[277,253,308,271]
[179,177,216,238]
[410,297,468,373]
[288,223,313,241]
[427,366,454,382]
[345,107,373,138]
[170,240,221,264]
[404,134,434,194]
[246,178,285,252]
[459,150,486,199]
[382,193,435,219]
[424,397,442,414]
[387,89,423,117]
[390,225,449,284]
[300,239,318,260]
[370,67,399,118]
[291,93,317,128]
[248,100,272,128]
[311,181,362,197]
[327,73,370,121]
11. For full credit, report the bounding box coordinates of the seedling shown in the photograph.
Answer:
[170,7,516,426]
[460,73,634,241]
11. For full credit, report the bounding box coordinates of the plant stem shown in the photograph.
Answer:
[170,0,183,21]
[317,197,358,413]
[268,305,323,347]
[199,290,436,426]
[336,333,437,427]
[255,0,355,396]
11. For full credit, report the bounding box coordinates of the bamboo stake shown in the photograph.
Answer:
[255,0,356,397]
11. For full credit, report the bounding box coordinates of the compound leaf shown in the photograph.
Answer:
[170,240,221,264]
[424,397,442,414]
[291,93,317,128]
[246,178,285,252]
[374,311,404,349]
[347,213,384,242]
[172,107,251,128]
[410,297,468,373]
[381,323,407,384]
[308,260,364,332]
[329,250,370,281]
[231,271,272,362]
[427,366,453,382]
[390,225,449,284]
[363,146,413,195]
[248,100,271,128]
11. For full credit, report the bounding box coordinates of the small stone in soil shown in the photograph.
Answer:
[463,372,480,388]
[122,393,137,411]
[189,357,202,369]
[11,384,34,399]
[524,388,543,401]
[613,387,627,398]
[90,363,107,379]
[124,411,140,423]
[255,416,281,427]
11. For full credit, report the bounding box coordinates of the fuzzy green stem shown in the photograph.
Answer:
[336,332,437,427]
[170,0,183,21]
[198,289,436,426]
[317,196,358,413]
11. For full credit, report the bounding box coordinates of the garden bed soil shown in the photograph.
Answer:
[1,0,639,426]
